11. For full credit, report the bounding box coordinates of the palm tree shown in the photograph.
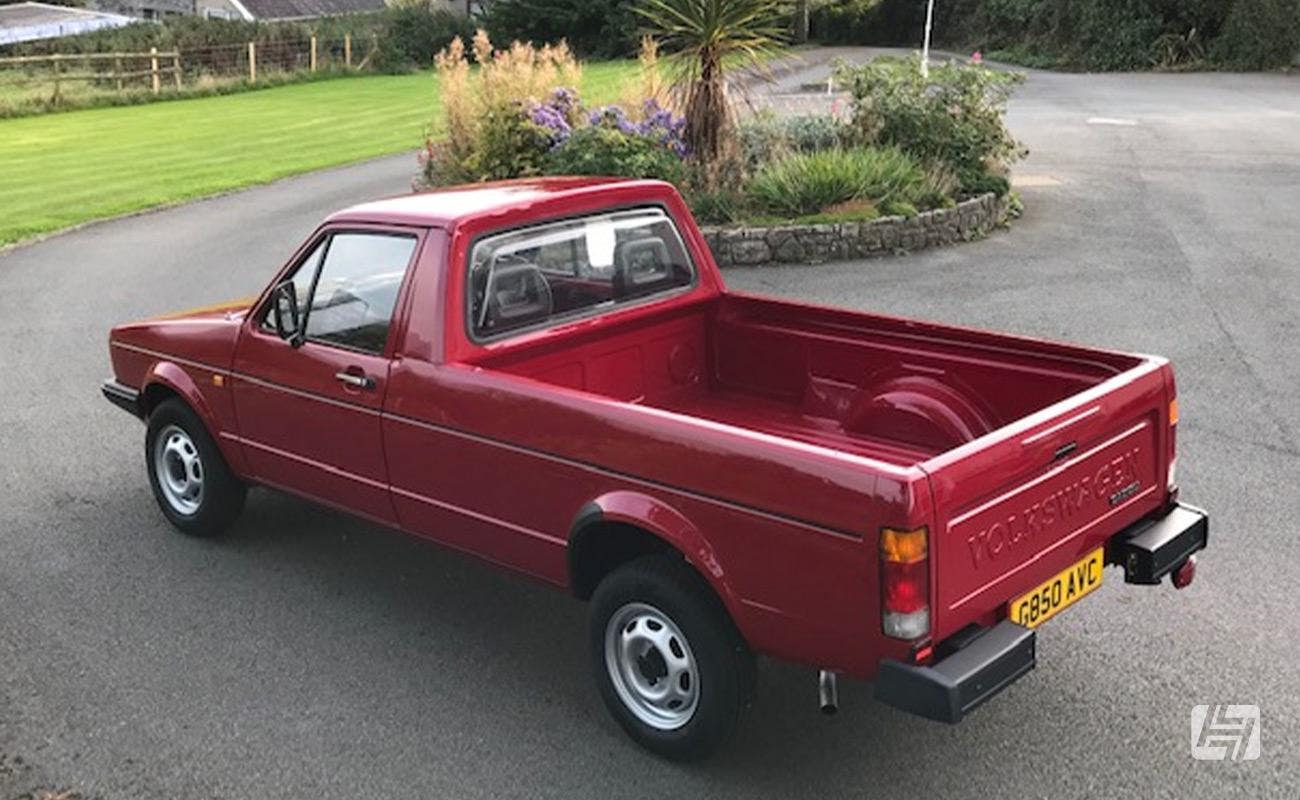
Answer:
[636,0,787,169]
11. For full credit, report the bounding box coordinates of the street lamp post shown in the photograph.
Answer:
[921,0,936,79]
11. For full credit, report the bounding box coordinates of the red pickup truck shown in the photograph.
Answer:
[104,177,1207,760]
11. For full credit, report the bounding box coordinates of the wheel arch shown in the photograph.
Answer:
[140,381,182,417]
[567,492,745,634]
[139,361,245,475]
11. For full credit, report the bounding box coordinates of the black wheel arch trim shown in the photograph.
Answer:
[567,502,609,599]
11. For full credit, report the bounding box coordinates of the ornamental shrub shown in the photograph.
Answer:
[424,31,582,184]
[544,100,689,182]
[747,147,927,218]
[738,111,851,170]
[834,54,1023,184]
[586,100,689,157]
[783,113,852,153]
[422,31,690,186]
[545,126,687,183]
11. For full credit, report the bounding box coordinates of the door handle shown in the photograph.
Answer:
[335,370,375,390]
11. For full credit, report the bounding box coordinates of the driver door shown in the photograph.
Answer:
[231,226,422,524]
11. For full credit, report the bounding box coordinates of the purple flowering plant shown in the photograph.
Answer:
[519,88,690,171]
[637,99,690,157]
[586,99,690,158]
[525,88,582,149]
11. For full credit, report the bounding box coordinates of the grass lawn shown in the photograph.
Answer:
[0,61,638,247]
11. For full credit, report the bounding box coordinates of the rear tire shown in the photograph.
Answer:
[145,398,246,537]
[589,553,755,761]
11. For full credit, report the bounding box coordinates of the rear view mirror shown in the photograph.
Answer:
[271,281,303,346]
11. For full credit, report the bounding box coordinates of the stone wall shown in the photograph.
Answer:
[700,192,1011,267]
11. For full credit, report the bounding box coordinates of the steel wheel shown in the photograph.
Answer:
[604,601,700,731]
[152,423,204,516]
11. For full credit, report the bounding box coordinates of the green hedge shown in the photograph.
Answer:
[1211,0,1300,68]
[810,0,1299,71]
[479,0,641,58]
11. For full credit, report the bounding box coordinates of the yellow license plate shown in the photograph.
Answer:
[1009,548,1103,628]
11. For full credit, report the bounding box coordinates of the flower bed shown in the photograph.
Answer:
[416,32,1025,266]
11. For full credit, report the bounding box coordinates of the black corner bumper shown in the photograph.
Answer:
[873,620,1035,723]
[102,379,143,418]
[1107,502,1208,584]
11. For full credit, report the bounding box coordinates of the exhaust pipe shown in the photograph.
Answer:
[818,670,839,715]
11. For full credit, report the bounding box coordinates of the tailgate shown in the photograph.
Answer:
[922,360,1171,641]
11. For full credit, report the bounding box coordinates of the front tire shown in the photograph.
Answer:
[145,398,246,537]
[589,553,755,761]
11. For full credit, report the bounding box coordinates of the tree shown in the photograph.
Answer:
[636,0,786,170]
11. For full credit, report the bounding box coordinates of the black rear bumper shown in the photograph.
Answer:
[873,620,1035,723]
[102,379,142,418]
[873,502,1208,724]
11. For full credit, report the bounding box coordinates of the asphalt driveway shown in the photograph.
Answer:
[2,63,1297,798]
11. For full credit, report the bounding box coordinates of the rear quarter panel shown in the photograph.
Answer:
[383,358,926,676]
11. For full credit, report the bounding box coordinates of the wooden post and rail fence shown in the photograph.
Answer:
[0,50,181,98]
[0,35,380,104]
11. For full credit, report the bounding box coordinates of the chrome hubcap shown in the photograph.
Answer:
[153,424,203,516]
[604,602,699,730]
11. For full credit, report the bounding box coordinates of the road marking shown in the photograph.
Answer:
[1014,174,1062,187]
[1087,117,1138,126]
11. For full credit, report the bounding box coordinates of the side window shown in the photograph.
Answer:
[265,231,417,354]
[305,233,417,353]
[469,208,694,339]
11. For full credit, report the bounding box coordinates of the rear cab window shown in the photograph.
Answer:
[468,207,695,340]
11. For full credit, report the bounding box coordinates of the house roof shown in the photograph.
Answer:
[0,2,133,45]
[234,0,385,20]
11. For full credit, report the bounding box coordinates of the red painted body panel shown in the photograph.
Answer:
[106,179,1178,679]
[108,303,249,473]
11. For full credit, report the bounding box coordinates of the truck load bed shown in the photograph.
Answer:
[478,292,1147,468]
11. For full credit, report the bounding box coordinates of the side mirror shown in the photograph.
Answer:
[271,281,303,346]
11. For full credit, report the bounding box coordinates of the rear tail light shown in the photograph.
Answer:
[1168,397,1179,490]
[880,526,930,640]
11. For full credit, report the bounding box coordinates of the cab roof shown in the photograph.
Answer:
[326,177,677,229]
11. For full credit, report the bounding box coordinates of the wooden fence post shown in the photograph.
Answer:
[248,41,257,83]
[114,54,122,92]
[310,34,317,72]
[344,33,352,68]
[172,52,182,90]
[51,53,62,102]
[150,47,160,94]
